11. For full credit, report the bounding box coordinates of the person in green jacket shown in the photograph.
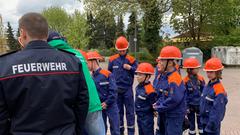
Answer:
[47,31,105,135]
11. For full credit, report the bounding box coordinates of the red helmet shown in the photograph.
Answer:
[183,57,201,69]
[204,58,224,71]
[115,36,129,51]
[87,51,103,60]
[77,49,88,60]
[135,63,154,75]
[158,46,182,60]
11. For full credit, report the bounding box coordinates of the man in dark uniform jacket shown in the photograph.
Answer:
[0,12,89,135]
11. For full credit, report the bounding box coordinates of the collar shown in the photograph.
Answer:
[188,74,198,80]
[119,53,127,58]
[139,81,151,87]
[208,79,220,86]
[93,67,102,76]
[166,68,177,77]
[23,40,53,50]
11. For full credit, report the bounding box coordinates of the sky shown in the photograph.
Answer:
[0,0,177,37]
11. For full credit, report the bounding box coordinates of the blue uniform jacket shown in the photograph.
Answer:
[135,82,157,115]
[0,40,89,135]
[200,79,228,133]
[154,69,186,116]
[184,75,205,106]
[92,68,117,106]
[108,54,138,90]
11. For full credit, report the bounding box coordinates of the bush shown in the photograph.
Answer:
[129,48,155,65]
[98,47,116,56]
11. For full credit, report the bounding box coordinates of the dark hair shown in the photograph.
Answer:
[216,70,223,79]
[19,12,48,39]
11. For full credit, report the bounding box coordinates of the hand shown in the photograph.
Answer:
[101,102,107,109]
[152,103,158,110]
[123,64,132,70]
[154,111,158,117]
[186,109,190,114]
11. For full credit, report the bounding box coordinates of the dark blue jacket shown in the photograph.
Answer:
[154,69,186,116]
[0,40,89,135]
[200,79,228,133]
[135,82,157,115]
[108,54,138,90]
[184,74,205,106]
[92,68,117,106]
[153,66,159,87]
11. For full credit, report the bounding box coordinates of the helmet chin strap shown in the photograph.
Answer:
[91,59,99,71]
[163,60,169,73]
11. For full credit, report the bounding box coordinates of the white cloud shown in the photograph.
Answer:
[0,0,83,30]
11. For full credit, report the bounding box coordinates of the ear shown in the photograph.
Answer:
[17,37,24,48]
[20,28,27,39]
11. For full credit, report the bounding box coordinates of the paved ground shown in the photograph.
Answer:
[101,62,240,135]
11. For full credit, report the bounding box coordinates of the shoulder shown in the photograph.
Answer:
[144,83,155,95]
[0,50,19,58]
[168,71,182,86]
[109,54,120,62]
[213,82,227,96]
[126,54,136,64]
[99,69,111,78]
[58,49,76,56]
[197,74,205,82]
[183,76,190,84]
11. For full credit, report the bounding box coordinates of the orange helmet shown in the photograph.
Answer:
[135,63,154,75]
[77,49,88,60]
[183,57,201,69]
[87,51,103,60]
[158,46,182,60]
[204,58,224,71]
[115,36,129,51]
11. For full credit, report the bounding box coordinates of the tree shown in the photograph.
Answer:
[171,0,240,45]
[64,11,89,49]
[127,11,142,48]
[6,22,19,51]
[42,7,90,49]
[208,0,240,35]
[116,15,125,37]
[15,28,21,48]
[86,9,116,49]
[171,0,212,45]
[210,0,240,46]
[86,12,97,49]
[80,0,139,16]
[139,0,169,56]
[42,7,71,33]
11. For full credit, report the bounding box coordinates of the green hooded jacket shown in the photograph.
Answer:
[48,39,102,113]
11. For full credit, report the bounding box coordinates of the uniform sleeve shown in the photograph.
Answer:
[185,82,190,107]
[148,92,158,105]
[105,74,117,106]
[200,79,206,93]
[129,60,138,75]
[205,94,227,133]
[0,82,10,135]
[108,60,113,72]
[75,63,89,135]
[156,82,185,112]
